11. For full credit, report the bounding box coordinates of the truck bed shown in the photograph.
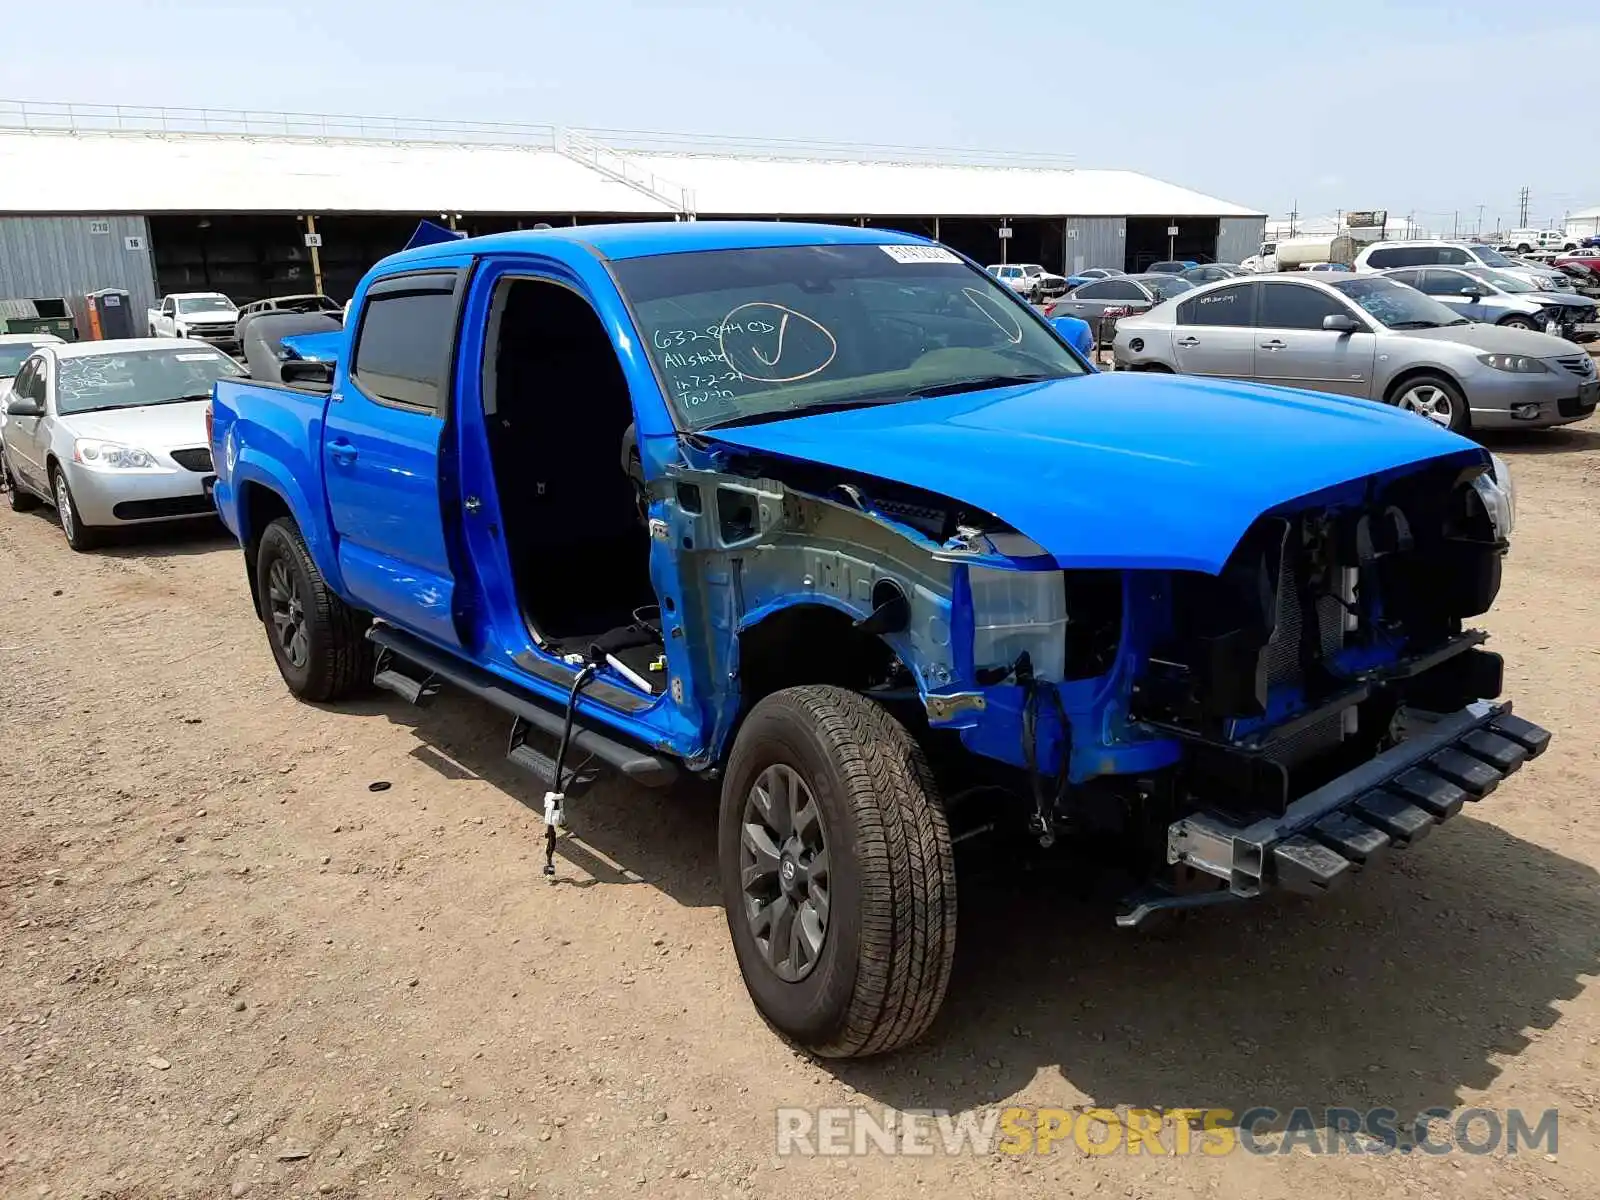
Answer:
[207,378,333,549]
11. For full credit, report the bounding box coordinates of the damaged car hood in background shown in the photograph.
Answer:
[705,372,1484,574]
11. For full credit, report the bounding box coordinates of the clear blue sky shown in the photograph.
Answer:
[8,0,1594,230]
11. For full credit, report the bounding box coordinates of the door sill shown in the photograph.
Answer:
[511,647,658,715]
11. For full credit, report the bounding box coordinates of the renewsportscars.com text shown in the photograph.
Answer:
[774,1106,1559,1157]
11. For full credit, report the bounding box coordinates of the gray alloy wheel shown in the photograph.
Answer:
[740,763,831,983]
[55,472,75,540]
[266,554,311,670]
[1396,380,1461,429]
[51,468,100,551]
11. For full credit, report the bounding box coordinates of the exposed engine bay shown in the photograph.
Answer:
[661,436,1541,919]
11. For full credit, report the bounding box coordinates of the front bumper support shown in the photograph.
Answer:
[1167,702,1550,897]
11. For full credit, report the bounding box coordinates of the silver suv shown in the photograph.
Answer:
[1112,273,1596,431]
[1354,240,1572,292]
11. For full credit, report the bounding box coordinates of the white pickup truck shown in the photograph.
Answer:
[146,292,240,350]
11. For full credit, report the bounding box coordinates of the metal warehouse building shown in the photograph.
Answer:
[0,103,1266,324]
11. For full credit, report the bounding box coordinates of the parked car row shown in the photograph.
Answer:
[1,339,246,549]
[1111,272,1597,432]
[146,291,345,356]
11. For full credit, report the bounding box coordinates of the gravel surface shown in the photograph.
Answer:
[3,427,1600,1198]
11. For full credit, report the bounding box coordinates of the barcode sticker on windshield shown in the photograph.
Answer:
[176,352,220,361]
[880,245,961,265]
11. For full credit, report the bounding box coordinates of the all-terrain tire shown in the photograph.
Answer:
[255,516,371,702]
[719,685,957,1058]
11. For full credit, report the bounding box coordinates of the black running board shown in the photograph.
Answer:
[366,623,679,789]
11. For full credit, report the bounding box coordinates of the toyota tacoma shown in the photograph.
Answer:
[204,221,1548,1058]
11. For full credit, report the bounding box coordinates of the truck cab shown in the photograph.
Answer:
[206,222,1548,1059]
[148,292,240,351]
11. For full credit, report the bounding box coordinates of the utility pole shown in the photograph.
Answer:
[1476,204,1485,236]
[1453,211,1459,239]
[1288,200,1298,237]
[1518,186,1530,227]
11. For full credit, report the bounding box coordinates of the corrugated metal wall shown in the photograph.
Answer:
[1060,217,1127,274]
[1217,217,1268,265]
[0,215,157,334]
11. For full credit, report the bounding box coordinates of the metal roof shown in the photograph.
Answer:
[628,155,1261,218]
[0,102,1264,220]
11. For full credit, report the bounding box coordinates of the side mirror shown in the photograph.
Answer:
[279,359,335,389]
[1322,314,1361,334]
[4,395,43,418]
[1459,286,1485,298]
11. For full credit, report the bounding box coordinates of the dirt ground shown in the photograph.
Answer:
[4,426,1600,1200]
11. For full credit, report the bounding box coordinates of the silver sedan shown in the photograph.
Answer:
[1112,273,1596,432]
[1,338,246,550]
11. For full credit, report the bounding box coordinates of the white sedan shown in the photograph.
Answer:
[1,338,247,550]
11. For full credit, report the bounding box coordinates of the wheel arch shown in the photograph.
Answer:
[1382,363,1467,406]
[720,600,909,763]
[237,481,295,617]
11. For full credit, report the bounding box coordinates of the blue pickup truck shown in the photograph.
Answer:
[207,221,1549,1058]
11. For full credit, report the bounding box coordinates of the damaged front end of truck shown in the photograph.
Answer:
[653,419,1548,925]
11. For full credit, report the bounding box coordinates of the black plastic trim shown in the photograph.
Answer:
[367,623,677,786]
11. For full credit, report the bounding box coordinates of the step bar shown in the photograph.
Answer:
[366,623,679,789]
[1167,701,1550,898]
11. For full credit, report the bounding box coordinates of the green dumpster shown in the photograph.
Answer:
[0,298,78,341]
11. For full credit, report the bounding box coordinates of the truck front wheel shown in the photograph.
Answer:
[719,686,957,1058]
[254,517,370,702]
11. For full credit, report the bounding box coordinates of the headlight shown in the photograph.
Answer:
[967,564,1067,683]
[73,439,164,471]
[1477,353,1549,373]
[1474,453,1516,539]
[1534,277,1555,291]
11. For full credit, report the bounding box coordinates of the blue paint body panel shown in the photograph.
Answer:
[279,328,345,363]
[206,219,1489,787]
[707,371,1486,574]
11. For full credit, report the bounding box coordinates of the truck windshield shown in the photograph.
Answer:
[611,243,1089,431]
[56,347,246,416]
[176,296,236,315]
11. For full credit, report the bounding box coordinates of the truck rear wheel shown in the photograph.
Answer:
[255,517,370,702]
[719,686,957,1058]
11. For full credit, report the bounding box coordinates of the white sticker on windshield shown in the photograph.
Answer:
[879,245,961,265]
[175,352,221,361]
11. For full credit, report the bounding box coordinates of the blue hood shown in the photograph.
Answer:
[279,328,345,363]
[705,372,1483,574]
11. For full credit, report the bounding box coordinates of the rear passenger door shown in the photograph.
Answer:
[1415,269,1491,322]
[1253,282,1377,397]
[324,267,466,649]
[1060,279,1144,320]
[1171,282,1257,378]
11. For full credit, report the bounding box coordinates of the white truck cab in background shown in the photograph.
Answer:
[146,292,240,351]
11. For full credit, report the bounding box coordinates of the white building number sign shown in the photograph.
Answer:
[124,235,147,252]
[88,219,111,235]
[304,232,323,248]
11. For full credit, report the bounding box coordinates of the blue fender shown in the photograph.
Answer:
[228,450,345,597]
